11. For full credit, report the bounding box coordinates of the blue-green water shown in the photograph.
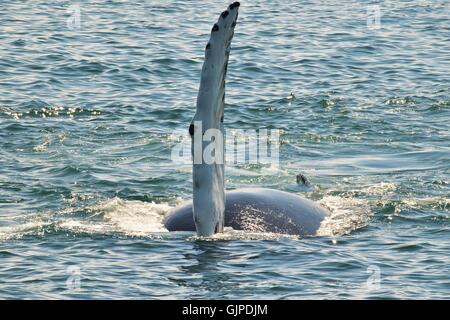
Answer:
[0,0,449,299]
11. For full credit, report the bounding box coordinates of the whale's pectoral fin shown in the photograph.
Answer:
[191,2,240,236]
[195,1,240,124]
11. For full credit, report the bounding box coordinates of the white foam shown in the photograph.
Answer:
[189,227,299,241]
[81,197,172,236]
[0,220,52,241]
[3,181,409,241]
[363,182,397,195]
[400,196,450,210]
[317,195,371,237]
[0,198,173,241]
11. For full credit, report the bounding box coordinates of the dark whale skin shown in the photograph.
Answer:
[164,188,329,236]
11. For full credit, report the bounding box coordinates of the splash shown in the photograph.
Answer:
[81,197,171,235]
[0,198,173,241]
[2,180,403,242]
[189,227,299,241]
[33,135,51,152]
[363,182,397,195]
[400,197,449,211]
[0,192,373,241]
[0,220,53,242]
[316,195,371,237]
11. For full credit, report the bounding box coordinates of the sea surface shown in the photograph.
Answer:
[0,0,449,299]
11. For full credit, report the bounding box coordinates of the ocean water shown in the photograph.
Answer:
[0,0,449,299]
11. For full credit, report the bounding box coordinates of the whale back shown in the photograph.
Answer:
[164,188,329,236]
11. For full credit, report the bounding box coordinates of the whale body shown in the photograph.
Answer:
[165,188,329,236]
[164,2,331,236]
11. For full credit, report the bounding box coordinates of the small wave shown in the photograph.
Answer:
[400,197,450,211]
[427,100,450,111]
[316,195,371,237]
[319,97,343,108]
[32,136,51,152]
[83,197,171,235]
[362,182,398,196]
[0,198,173,241]
[0,105,101,120]
[384,96,416,106]
[0,220,48,242]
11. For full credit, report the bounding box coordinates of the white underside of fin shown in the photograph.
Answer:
[191,3,240,236]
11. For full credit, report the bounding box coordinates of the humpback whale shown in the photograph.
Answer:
[164,2,330,236]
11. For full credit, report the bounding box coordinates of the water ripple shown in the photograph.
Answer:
[0,0,449,299]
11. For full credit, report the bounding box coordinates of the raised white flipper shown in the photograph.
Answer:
[190,2,240,236]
